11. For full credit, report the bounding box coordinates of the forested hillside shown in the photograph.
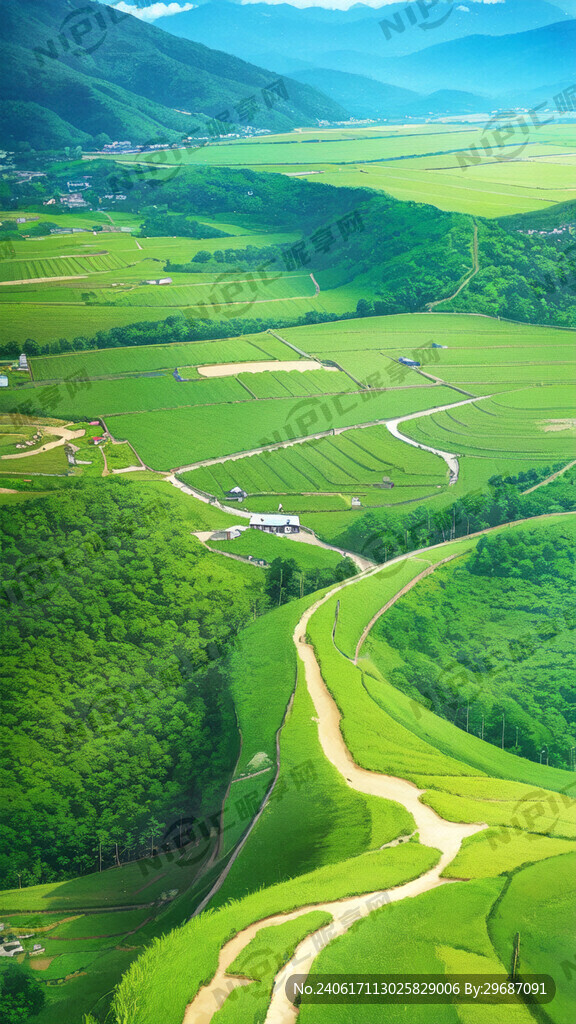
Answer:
[0,0,345,151]
[0,481,264,890]
[369,521,576,766]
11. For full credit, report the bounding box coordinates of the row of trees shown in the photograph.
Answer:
[264,556,357,606]
[340,465,576,563]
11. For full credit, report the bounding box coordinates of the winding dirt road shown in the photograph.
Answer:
[0,424,85,461]
[172,395,488,478]
[385,394,490,483]
[182,556,485,1024]
[182,514,575,1022]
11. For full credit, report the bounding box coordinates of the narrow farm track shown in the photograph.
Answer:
[191,691,296,921]
[0,424,85,460]
[284,530,375,572]
[182,555,484,1024]
[424,226,477,313]
[182,513,574,1024]
[192,528,375,573]
[353,553,460,663]
[425,223,479,311]
[171,394,487,476]
[521,459,576,494]
[386,394,491,483]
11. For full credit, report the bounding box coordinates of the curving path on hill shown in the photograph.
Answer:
[353,553,459,664]
[426,223,479,312]
[385,394,490,484]
[181,513,576,1024]
[182,549,486,1024]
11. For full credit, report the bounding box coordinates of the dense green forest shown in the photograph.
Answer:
[499,199,576,233]
[0,963,44,1024]
[370,522,576,767]
[0,481,266,889]
[441,219,576,327]
[137,213,229,240]
[0,481,363,889]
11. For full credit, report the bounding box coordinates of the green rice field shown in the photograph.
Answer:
[184,424,447,498]
[30,333,293,381]
[107,385,454,470]
[118,123,576,217]
[0,220,316,345]
[403,385,576,461]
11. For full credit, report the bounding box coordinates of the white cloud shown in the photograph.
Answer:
[111,2,196,21]
[239,1,504,8]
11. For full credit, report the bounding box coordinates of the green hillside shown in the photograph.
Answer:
[0,0,346,150]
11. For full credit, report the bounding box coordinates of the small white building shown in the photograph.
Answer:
[18,353,28,370]
[249,514,300,535]
[143,278,172,286]
[0,374,8,388]
[225,486,247,502]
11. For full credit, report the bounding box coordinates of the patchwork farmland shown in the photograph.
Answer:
[1,17,575,1016]
[117,122,576,217]
[2,312,574,545]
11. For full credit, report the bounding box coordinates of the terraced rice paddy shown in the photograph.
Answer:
[0,251,127,283]
[111,386,454,470]
[13,314,575,495]
[403,385,576,462]
[185,425,446,500]
[0,221,319,345]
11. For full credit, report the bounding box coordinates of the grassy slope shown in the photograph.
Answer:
[211,911,333,1024]
[489,854,576,1024]
[297,878,537,1024]
[109,521,574,1023]
[212,664,413,907]
[211,530,344,572]
[111,842,439,1024]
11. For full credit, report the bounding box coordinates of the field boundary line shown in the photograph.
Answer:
[192,681,297,918]
[170,395,481,476]
[354,553,462,664]
[521,459,576,494]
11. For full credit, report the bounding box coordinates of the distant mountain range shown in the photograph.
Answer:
[153,1,576,113]
[153,1,575,62]
[0,0,347,151]
[290,69,490,120]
